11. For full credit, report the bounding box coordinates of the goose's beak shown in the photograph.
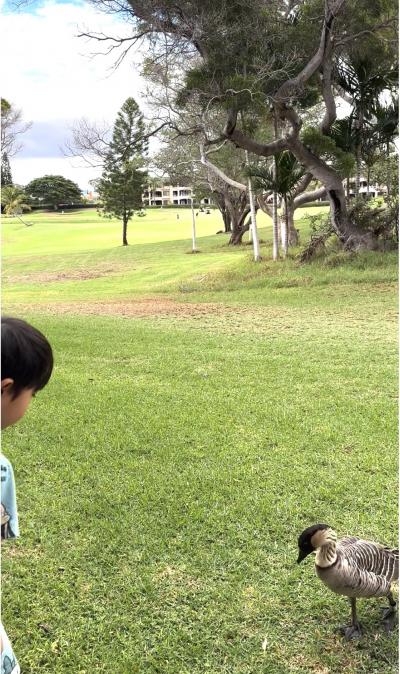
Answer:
[297,549,308,564]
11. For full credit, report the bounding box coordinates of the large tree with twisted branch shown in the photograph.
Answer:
[82,0,397,249]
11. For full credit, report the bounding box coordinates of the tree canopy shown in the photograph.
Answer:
[25,175,82,210]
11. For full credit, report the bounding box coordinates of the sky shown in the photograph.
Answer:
[1,0,148,191]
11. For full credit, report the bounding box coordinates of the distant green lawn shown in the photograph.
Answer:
[2,207,398,673]
[2,207,227,256]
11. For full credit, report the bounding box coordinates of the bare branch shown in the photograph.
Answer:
[319,42,336,135]
[63,118,112,167]
[203,140,228,156]
[1,101,32,157]
[199,143,247,191]
[334,19,397,47]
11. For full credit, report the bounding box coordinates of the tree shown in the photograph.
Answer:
[1,153,13,187]
[97,98,148,246]
[334,54,397,197]
[25,175,82,210]
[248,151,306,255]
[153,124,260,247]
[1,98,32,157]
[84,0,397,249]
[1,186,31,216]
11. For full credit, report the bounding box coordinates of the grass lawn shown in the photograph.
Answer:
[2,208,398,673]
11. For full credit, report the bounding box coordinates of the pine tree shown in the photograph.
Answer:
[1,152,13,187]
[98,98,148,245]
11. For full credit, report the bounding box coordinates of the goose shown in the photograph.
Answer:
[297,523,398,639]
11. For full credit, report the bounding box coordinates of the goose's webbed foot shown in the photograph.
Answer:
[382,592,397,632]
[382,608,397,632]
[336,598,363,640]
[338,622,363,640]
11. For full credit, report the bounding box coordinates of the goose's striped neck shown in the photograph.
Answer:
[313,528,338,568]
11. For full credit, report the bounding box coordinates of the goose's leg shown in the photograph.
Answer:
[340,598,363,640]
[382,591,397,632]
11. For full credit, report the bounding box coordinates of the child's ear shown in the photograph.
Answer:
[1,379,14,396]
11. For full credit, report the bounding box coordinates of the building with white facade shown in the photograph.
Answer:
[142,185,210,206]
[347,177,387,199]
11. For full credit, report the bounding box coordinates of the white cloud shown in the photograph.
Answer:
[1,0,148,188]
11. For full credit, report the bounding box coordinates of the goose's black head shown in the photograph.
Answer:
[297,523,330,563]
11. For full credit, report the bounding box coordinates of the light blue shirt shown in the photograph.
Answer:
[1,454,20,674]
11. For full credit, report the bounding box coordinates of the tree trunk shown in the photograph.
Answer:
[272,190,279,260]
[229,217,250,244]
[191,198,197,252]
[122,214,128,245]
[245,150,261,261]
[272,113,280,260]
[355,145,361,198]
[386,141,391,200]
[328,186,376,249]
[212,190,232,232]
[282,196,289,256]
[287,137,374,250]
[354,108,363,199]
[284,199,299,246]
[223,210,232,232]
[257,192,283,256]
[280,197,287,256]
[226,194,250,245]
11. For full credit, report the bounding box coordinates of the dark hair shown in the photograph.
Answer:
[1,317,54,398]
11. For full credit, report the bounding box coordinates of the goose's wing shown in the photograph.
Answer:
[338,536,359,549]
[338,537,399,582]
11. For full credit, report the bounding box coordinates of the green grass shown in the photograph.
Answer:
[2,208,225,256]
[2,206,329,257]
[2,208,398,673]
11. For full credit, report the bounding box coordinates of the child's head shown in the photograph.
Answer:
[1,317,53,429]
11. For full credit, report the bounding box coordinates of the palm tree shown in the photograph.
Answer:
[1,186,31,216]
[248,151,305,256]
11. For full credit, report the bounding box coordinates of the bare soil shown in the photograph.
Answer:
[5,297,242,318]
[4,269,118,284]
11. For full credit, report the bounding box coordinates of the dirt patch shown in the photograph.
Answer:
[4,297,396,341]
[8,297,246,318]
[4,268,118,284]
